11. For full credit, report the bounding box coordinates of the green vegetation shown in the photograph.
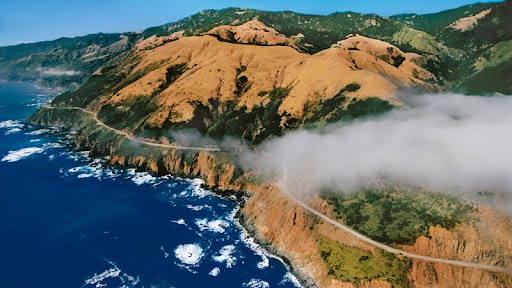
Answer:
[158,87,291,145]
[319,237,410,286]
[457,58,512,95]
[2,2,510,95]
[303,83,393,126]
[234,65,252,96]
[157,63,188,92]
[52,65,124,107]
[97,98,157,130]
[321,188,473,245]
[390,3,495,36]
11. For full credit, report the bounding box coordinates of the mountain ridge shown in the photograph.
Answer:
[24,3,512,287]
[2,1,510,94]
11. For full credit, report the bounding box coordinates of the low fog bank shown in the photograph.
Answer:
[246,93,512,199]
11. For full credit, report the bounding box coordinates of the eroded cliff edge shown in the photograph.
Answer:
[28,108,512,288]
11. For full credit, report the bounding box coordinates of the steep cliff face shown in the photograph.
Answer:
[25,11,512,288]
[403,206,512,287]
[28,108,512,288]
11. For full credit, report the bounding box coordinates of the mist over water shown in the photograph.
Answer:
[246,93,512,201]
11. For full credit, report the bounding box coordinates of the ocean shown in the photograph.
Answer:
[0,82,301,288]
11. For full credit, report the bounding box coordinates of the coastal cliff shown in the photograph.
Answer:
[25,5,512,285]
[28,109,512,287]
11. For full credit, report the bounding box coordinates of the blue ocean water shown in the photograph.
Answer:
[0,82,301,288]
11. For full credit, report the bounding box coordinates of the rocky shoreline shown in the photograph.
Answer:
[28,106,512,288]
[28,107,318,287]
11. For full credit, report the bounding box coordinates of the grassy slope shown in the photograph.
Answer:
[318,237,410,286]
[321,187,473,245]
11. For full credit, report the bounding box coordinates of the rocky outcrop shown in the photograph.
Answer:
[204,19,299,49]
[28,108,512,287]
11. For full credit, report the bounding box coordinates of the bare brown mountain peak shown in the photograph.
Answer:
[332,34,439,82]
[134,31,184,52]
[103,32,440,130]
[204,19,299,50]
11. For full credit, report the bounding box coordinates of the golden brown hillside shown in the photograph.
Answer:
[68,22,441,143]
[29,20,512,288]
[204,19,299,49]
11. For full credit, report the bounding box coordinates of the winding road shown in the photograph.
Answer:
[43,106,220,152]
[41,105,512,274]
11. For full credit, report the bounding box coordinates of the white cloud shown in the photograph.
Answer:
[245,93,512,198]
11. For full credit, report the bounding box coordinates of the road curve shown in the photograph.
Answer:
[42,106,221,152]
[277,164,512,274]
[42,105,512,274]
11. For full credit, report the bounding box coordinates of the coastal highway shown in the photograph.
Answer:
[41,105,512,274]
[279,165,512,274]
[42,106,221,152]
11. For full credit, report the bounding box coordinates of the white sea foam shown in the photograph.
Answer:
[84,266,121,287]
[280,272,302,287]
[213,245,237,268]
[43,142,65,149]
[171,219,186,225]
[0,120,24,129]
[83,260,139,288]
[130,172,158,185]
[242,279,270,288]
[77,173,94,178]
[1,147,44,162]
[186,204,212,211]
[187,178,211,198]
[195,218,229,233]
[25,128,50,135]
[209,267,220,276]
[5,128,21,135]
[160,246,170,258]
[239,228,269,269]
[29,139,42,142]
[63,156,121,181]
[174,244,204,265]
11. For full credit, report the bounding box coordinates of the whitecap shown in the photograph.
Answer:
[186,178,211,198]
[25,128,50,135]
[257,255,269,269]
[0,120,24,129]
[5,128,21,135]
[29,139,42,142]
[171,219,186,225]
[195,218,229,233]
[209,267,220,277]
[160,246,170,258]
[77,173,94,179]
[186,204,209,211]
[239,221,270,269]
[279,272,302,287]
[213,245,236,268]
[242,279,270,288]
[43,142,65,149]
[1,147,44,162]
[130,172,158,185]
[83,260,139,288]
[83,267,121,287]
[174,244,204,265]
